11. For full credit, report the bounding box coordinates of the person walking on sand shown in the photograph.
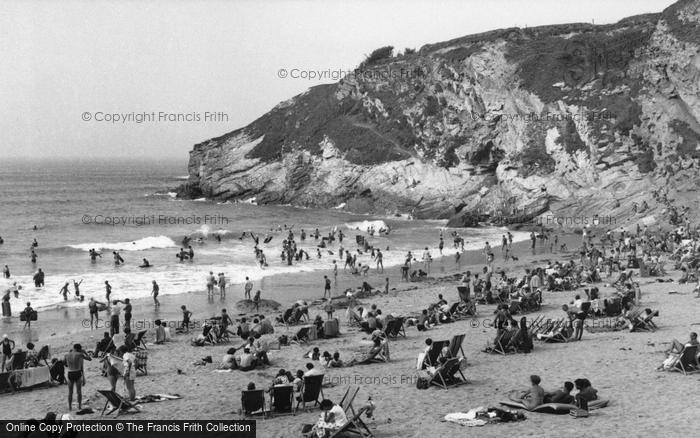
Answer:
[323,276,332,299]
[244,277,253,300]
[65,343,91,411]
[332,261,338,283]
[422,247,432,274]
[206,271,216,297]
[218,273,226,298]
[151,280,160,307]
[180,305,192,333]
[375,249,384,273]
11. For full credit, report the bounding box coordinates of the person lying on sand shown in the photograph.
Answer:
[544,381,574,404]
[345,338,383,367]
[509,375,545,410]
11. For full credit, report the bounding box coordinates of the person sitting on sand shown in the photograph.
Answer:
[154,320,166,344]
[236,348,256,372]
[328,352,344,368]
[244,336,270,365]
[509,375,545,410]
[237,318,250,340]
[346,338,383,366]
[416,309,431,331]
[544,381,575,404]
[303,399,347,438]
[321,351,332,367]
[573,378,598,408]
[305,347,321,361]
[220,348,238,370]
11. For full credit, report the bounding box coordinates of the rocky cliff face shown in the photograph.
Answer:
[181,0,700,229]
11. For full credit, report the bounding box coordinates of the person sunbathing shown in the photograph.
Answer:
[236,348,256,371]
[220,348,238,370]
[416,309,431,331]
[509,375,545,410]
[544,381,574,404]
[659,332,699,370]
[346,338,383,366]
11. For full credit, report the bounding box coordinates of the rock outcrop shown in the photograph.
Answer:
[181,0,700,229]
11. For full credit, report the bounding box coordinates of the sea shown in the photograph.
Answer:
[0,159,530,313]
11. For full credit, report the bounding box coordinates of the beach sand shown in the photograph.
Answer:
[1,234,697,438]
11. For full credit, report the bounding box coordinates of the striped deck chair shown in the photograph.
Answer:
[383,318,406,338]
[134,350,148,375]
[339,386,360,419]
[422,340,449,368]
[448,334,466,359]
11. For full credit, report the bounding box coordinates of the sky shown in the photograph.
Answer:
[0,0,676,162]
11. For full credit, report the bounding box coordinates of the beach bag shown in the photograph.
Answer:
[416,376,430,390]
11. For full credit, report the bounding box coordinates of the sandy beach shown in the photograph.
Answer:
[1,231,697,438]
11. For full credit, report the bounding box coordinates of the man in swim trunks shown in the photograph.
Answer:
[64,344,91,411]
[509,374,545,410]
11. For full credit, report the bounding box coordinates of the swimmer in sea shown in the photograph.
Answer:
[59,282,70,301]
[30,249,37,264]
[105,281,112,301]
[73,279,83,298]
[140,258,151,268]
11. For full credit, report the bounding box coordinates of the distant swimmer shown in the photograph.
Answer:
[151,280,160,307]
[182,235,191,246]
[73,279,83,298]
[188,245,194,260]
[59,282,70,301]
[215,234,221,243]
[30,249,37,264]
[113,251,124,265]
[0,236,4,244]
[2,265,9,279]
[139,258,151,268]
[89,248,102,261]
[264,235,273,244]
[33,269,45,287]
[32,238,38,248]
[176,248,189,261]
[33,225,38,231]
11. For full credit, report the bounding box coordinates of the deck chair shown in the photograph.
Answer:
[383,318,406,338]
[487,330,510,355]
[291,327,311,344]
[134,350,148,375]
[98,390,141,417]
[241,389,267,418]
[448,334,466,359]
[339,386,360,419]
[536,319,569,343]
[8,351,27,371]
[296,374,325,411]
[630,310,659,332]
[331,407,374,438]
[669,345,699,375]
[269,385,295,416]
[429,357,468,389]
[134,330,148,350]
[422,340,449,368]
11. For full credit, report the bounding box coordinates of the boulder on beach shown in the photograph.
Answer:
[235,299,281,313]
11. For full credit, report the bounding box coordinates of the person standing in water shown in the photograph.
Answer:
[73,279,83,299]
[59,282,70,301]
[188,245,194,261]
[206,271,216,297]
[104,281,112,302]
[30,249,37,264]
[23,302,34,329]
[218,273,226,298]
[88,297,104,329]
[2,265,9,279]
[151,280,160,307]
[244,277,253,300]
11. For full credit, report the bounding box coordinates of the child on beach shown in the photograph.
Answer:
[180,305,192,333]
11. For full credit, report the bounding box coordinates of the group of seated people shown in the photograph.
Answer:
[219,335,272,371]
[509,375,599,410]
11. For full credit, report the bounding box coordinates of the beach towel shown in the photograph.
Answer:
[499,399,609,414]
[444,412,487,427]
[135,394,182,403]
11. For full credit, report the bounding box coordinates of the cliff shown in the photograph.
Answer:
[180,0,700,229]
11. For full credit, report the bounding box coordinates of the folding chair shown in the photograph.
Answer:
[296,374,325,411]
[134,350,148,375]
[447,334,466,358]
[241,389,267,418]
[339,386,360,419]
[429,357,468,389]
[331,407,374,438]
[630,310,659,332]
[291,327,311,345]
[667,345,699,375]
[98,390,141,417]
[134,330,148,350]
[383,318,406,338]
[269,385,295,416]
[422,340,449,368]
